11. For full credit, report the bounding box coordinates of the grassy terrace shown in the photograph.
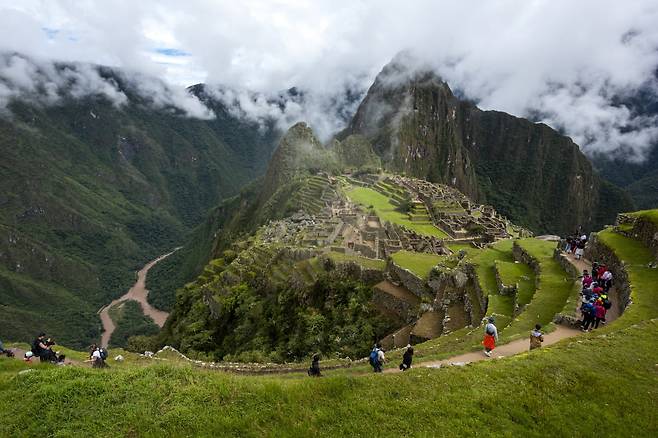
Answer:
[345,186,448,238]
[325,251,386,270]
[1,320,655,436]
[468,240,515,327]
[390,250,444,279]
[628,209,658,226]
[501,239,573,341]
[494,260,536,306]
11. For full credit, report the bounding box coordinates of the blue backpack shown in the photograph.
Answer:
[369,349,379,366]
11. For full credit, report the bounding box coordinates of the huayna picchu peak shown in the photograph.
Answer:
[341,58,632,234]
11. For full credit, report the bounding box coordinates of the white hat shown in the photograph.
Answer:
[25,351,33,358]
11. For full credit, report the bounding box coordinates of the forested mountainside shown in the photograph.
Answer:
[0,60,279,348]
[340,59,633,234]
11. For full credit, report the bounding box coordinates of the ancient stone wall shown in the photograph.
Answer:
[388,261,432,299]
[632,217,658,262]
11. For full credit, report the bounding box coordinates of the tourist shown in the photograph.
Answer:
[32,333,50,362]
[591,262,600,280]
[581,299,596,332]
[483,317,498,357]
[55,354,67,366]
[601,270,613,292]
[574,241,585,260]
[86,347,107,368]
[582,270,593,289]
[308,353,321,377]
[399,345,414,371]
[529,324,544,350]
[0,339,13,358]
[369,344,385,372]
[594,301,607,329]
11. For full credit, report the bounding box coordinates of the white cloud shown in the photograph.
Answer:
[0,0,657,156]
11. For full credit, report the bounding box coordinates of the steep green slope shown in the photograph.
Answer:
[0,73,278,348]
[342,57,632,234]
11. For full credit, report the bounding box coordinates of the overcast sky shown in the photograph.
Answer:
[1,0,658,159]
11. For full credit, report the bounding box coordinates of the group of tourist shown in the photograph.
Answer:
[564,234,588,260]
[0,333,110,369]
[579,263,613,331]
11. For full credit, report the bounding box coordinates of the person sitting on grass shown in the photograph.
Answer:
[308,353,321,377]
[86,347,107,368]
[0,339,14,358]
[529,324,544,350]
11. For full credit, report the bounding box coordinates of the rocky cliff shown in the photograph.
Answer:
[342,58,632,234]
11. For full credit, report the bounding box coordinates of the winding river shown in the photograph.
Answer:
[98,249,178,347]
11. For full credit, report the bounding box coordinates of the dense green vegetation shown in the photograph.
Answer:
[165,272,399,363]
[108,301,159,349]
[0,82,278,347]
[346,186,447,237]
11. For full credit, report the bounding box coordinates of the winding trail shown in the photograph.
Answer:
[401,253,620,370]
[98,250,178,348]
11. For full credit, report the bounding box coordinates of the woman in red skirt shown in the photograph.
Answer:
[483,316,498,357]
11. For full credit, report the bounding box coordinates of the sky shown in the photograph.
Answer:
[0,0,657,159]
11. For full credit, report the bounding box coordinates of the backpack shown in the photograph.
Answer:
[603,299,612,310]
[99,348,108,361]
[369,349,379,367]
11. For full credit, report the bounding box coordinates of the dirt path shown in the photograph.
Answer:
[383,251,620,372]
[98,250,178,348]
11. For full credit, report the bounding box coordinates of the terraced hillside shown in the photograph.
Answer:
[1,211,656,436]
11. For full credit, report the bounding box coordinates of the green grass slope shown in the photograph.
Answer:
[0,319,655,437]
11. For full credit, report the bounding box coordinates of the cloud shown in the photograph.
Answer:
[0,52,213,119]
[0,0,657,157]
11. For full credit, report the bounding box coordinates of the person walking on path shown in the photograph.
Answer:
[529,324,544,350]
[399,345,414,371]
[483,317,498,357]
[594,301,607,329]
[581,299,596,331]
[369,344,386,372]
[308,353,321,377]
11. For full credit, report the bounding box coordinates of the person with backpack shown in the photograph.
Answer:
[308,353,321,377]
[369,344,385,372]
[529,324,544,350]
[581,299,596,331]
[87,347,108,368]
[594,301,607,329]
[483,317,498,357]
[399,345,414,371]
